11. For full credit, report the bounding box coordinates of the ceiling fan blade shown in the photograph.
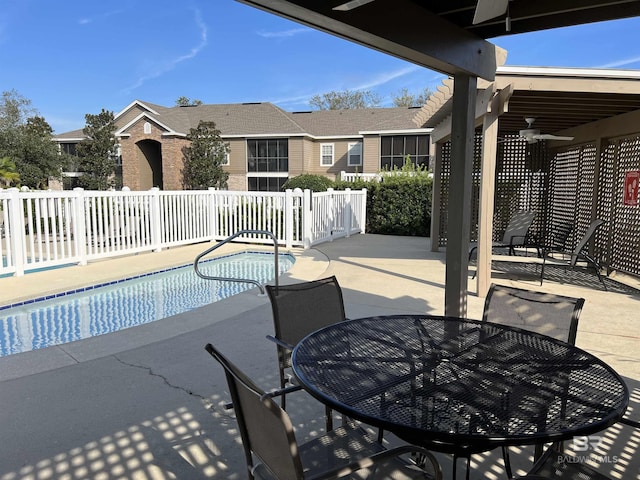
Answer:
[533,134,575,141]
[473,0,509,24]
[333,0,375,11]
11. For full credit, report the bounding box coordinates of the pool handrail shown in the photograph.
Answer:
[193,230,279,295]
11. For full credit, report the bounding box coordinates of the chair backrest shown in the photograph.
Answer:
[547,222,573,251]
[205,343,304,479]
[501,211,536,245]
[265,276,347,348]
[570,219,605,266]
[482,284,585,344]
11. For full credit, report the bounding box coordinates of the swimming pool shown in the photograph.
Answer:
[0,251,294,357]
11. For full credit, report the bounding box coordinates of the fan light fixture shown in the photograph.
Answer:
[518,118,574,144]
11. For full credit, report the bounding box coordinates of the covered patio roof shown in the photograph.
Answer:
[415,66,640,140]
[237,0,640,316]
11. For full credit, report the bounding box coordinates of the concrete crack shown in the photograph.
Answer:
[113,355,214,410]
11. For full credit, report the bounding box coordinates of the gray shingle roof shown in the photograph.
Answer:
[54,101,426,140]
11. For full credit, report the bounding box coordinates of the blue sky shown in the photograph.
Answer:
[1,0,639,134]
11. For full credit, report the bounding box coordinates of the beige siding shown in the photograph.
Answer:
[288,137,305,176]
[225,139,246,175]
[362,136,380,173]
[116,105,150,130]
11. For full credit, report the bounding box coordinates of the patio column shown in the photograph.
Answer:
[445,73,477,318]
[476,103,499,296]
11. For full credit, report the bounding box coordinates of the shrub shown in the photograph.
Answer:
[282,174,333,192]
[335,161,433,236]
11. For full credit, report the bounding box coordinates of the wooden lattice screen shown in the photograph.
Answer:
[439,133,640,277]
[439,132,547,247]
[611,136,640,275]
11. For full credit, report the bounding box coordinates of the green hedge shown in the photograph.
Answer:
[282,174,333,192]
[365,178,432,236]
[284,168,432,237]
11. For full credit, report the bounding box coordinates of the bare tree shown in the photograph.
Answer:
[309,90,381,110]
[175,96,203,107]
[392,87,433,107]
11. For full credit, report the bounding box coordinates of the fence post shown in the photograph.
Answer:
[72,187,88,265]
[208,187,218,241]
[327,188,335,242]
[7,188,25,276]
[285,189,293,249]
[302,189,312,249]
[360,188,367,234]
[150,187,162,252]
[344,188,352,238]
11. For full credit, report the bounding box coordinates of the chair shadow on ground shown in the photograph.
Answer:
[476,260,640,295]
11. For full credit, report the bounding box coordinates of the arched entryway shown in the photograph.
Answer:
[136,139,163,189]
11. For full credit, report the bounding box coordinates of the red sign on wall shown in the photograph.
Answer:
[624,170,640,206]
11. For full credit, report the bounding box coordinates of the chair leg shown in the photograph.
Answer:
[452,454,471,480]
[325,405,333,431]
[502,446,513,479]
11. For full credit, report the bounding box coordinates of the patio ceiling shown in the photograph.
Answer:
[497,90,640,135]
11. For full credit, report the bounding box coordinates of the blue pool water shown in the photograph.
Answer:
[0,251,294,357]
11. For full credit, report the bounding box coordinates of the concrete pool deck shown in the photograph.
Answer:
[0,234,638,479]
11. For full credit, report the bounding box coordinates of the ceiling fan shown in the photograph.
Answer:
[518,118,574,144]
[332,0,509,25]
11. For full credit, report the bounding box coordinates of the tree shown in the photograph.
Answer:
[76,109,118,190]
[0,89,36,133]
[175,96,203,107]
[0,90,64,189]
[15,116,64,189]
[183,121,229,190]
[392,87,433,107]
[309,90,381,110]
[0,157,20,187]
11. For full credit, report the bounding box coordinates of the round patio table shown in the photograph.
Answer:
[292,315,629,458]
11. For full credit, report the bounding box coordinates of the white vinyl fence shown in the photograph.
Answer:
[0,187,366,276]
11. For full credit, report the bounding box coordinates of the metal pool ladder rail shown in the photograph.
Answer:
[193,230,279,295]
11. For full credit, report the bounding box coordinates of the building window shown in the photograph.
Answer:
[347,142,362,167]
[144,122,152,134]
[222,151,230,166]
[248,176,288,192]
[321,143,334,166]
[60,143,77,156]
[380,135,429,170]
[247,139,288,191]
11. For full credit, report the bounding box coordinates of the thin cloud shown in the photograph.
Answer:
[597,56,640,68]
[271,64,423,107]
[78,9,124,25]
[257,28,310,39]
[353,65,422,90]
[123,8,208,93]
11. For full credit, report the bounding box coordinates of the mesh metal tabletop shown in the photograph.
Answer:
[292,315,629,454]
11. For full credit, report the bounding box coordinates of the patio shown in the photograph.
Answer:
[0,234,637,479]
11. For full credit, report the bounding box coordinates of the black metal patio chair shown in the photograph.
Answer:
[482,283,586,478]
[540,219,607,290]
[469,210,537,261]
[204,343,442,480]
[265,276,347,431]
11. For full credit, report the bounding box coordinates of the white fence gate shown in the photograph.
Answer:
[0,187,367,276]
